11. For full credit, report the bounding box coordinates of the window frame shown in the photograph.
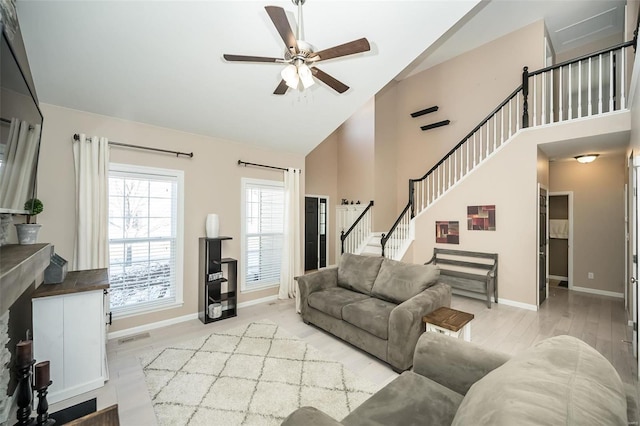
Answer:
[108,162,185,319]
[240,177,284,293]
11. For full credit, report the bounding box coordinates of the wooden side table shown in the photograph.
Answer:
[423,307,474,342]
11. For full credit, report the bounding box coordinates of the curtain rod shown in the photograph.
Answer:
[238,160,300,172]
[73,133,193,158]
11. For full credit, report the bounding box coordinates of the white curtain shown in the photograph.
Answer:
[279,168,302,312]
[0,119,40,210]
[73,134,109,270]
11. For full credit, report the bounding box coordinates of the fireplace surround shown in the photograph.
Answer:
[0,243,51,424]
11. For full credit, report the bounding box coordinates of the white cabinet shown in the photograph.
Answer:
[32,269,109,404]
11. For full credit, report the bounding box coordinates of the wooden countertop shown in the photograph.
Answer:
[33,268,109,298]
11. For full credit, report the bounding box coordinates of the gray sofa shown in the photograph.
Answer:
[296,253,450,372]
[282,332,638,425]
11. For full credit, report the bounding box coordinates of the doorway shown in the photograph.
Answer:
[305,196,328,271]
[548,192,573,290]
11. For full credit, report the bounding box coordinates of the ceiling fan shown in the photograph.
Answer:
[223,0,371,95]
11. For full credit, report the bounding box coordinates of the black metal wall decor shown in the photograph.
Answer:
[410,106,438,118]
[421,120,451,131]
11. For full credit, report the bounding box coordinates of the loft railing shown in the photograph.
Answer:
[381,40,636,260]
[341,200,374,254]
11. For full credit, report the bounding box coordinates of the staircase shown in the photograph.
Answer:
[378,40,636,260]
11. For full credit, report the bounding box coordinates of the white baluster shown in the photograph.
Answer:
[486,122,489,157]
[587,57,592,116]
[598,54,603,114]
[516,92,520,131]
[454,150,457,183]
[493,115,497,150]
[501,107,504,144]
[473,134,476,167]
[610,51,614,112]
[508,99,512,138]
[559,66,564,121]
[479,129,483,162]
[578,60,582,118]
[533,75,537,126]
[621,48,626,109]
[568,63,573,119]
[542,71,546,125]
[466,140,470,173]
[550,70,554,123]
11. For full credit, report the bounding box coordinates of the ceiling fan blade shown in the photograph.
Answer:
[274,80,289,95]
[311,67,349,94]
[223,54,285,63]
[309,38,371,62]
[265,6,298,55]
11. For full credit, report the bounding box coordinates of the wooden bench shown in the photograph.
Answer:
[425,248,498,308]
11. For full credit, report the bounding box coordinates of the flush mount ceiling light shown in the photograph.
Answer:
[574,154,599,164]
[223,0,371,95]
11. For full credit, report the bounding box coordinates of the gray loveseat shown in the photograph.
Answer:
[296,253,450,372]
[282,332,638,425]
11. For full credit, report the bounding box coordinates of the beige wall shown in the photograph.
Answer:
[305,129,339,265]
[549,156,626,295]
[338,97,375,204]
[374,82,399,231]
[537,147,549,187]
[37,104,305,332]
[392,21,546,212]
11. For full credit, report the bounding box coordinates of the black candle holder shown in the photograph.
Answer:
[14,359,36,426]
[35,382,55,426]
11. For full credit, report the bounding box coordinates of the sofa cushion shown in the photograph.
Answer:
[342,298,396,340]
[307,287,370,320]
[337,254,384,295]
[371,259,439,304]
[452,335,627,426]
[342,371,463,426]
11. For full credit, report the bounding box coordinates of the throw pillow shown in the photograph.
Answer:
[371,258,440,304]
[337,253,384,295]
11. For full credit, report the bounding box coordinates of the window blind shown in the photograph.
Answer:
[243,179,284,290]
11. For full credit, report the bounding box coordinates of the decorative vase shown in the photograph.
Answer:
[15,224,41,245]
[206,214,219,238]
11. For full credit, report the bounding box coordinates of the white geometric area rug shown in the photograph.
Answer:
[139,320,381,426]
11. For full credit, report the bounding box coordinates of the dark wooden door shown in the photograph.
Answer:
[305,197,319,271]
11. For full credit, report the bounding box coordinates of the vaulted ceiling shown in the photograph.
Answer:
[16,1,627,155]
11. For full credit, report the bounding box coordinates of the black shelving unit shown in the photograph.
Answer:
[198,237,238,324]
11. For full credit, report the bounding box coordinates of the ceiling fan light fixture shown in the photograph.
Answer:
[281,64,299,89]
[298,64,315,89]
[575,154,599,164]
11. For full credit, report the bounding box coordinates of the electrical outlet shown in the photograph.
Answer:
[588,272,594,279]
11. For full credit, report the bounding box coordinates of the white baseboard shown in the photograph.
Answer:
[108,312,199,340]
[453,289,537,311]
[571,286,624,299]
[108,295,280,340]
[237,295,278,309]
[497,298,538,311]
[548,275,568,281]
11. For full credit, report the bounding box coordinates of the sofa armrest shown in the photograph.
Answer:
[412,331,510,395]
[387,283,451,371]
[296,267,338,317]
[281,406,343,426]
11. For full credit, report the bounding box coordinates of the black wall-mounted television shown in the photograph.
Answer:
[0,21,43,214]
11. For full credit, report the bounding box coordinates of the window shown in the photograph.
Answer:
[241,178,284,291]
[108,163,184,317]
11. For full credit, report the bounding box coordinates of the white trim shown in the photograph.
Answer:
[571,286,624,299]
[108,295,280,340]
[497,298,538,311]
[237,294,278,309]
[48,378,106,405]
[108,163,185,315]
[108,312,199,340]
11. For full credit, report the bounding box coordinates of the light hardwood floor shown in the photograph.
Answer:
[47,288,639,425]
